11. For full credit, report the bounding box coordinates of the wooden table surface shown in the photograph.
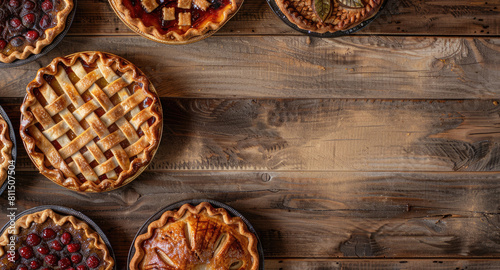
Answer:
[2,0,500,269]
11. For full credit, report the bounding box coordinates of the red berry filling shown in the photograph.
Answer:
[41,0,52,11]
[0,40,6,50]
[29,260,41,269]
[49,240,63,251]
[67,243,80,253]
[71,254,82,264]
[23,0,35,10]
[9,0,19,8]
[42,228,56,240]
[10,18,22,28]
[44,254,58,266]
[61,232,72,245]
[19,247,33,259]
[86,256,99,269]
[22,13,36,27]
[26,234,41,247]
[76,265,87,270]
[58,257,71,269]
[37,246,49,255]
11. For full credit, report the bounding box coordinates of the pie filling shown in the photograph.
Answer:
[122,0,231,36]
[0,0,72,62]
[0,210,113,270]
[21,52,162,192]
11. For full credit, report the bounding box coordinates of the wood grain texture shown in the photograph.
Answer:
[5,98,500,172]
[70,0,500,36]
[1,171,500,263]
[2,36,500,98]
[265,259,500,269]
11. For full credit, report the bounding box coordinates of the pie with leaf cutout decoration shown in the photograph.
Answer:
[20,51,162,192]
[0,209,114,270]
[0,0,73,63]
[276,0,384,33]
[130,202,259,270]
[111,0,242,42]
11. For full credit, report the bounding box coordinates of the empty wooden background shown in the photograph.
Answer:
[2,0,500,269]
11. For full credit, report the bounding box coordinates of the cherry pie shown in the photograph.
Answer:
[110,0,242,42]
[276,0,384,33]
[0,0,73,63]
[0,114,13,188]
[130,202,259,270]
[0,209,114,270]
[20,51,163,192]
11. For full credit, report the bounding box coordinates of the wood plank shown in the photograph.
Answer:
[71,0,500,36]
[2,36,500,99]
[5,98,500,172]
[1,171,500,262]
[265,259,500,269]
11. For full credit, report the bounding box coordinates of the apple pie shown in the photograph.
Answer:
[130,202,259,270]
[20,51,163,192]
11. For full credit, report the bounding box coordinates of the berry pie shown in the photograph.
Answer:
[0,0,73,63]
[0,114,13,188]
[130,202,259,270]
[110,0,242,42]
[20,51,163,192]
[0,209,114,270]
[276,0,384,33]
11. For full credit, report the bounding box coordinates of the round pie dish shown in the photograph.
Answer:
[0,105,16,195]
[20,51,163,192]
[128,200,264,270]
[268,0,386,37]
[0,0,75,63]
[0,205,116,270]
[109,0,244,44]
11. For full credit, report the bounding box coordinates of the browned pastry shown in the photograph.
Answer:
[0,114,13,187]
[111,0,242,42]
[0,0,73,63]
[130,202,259,270]
[0,209,114,270]
[20,51,163,192]
[276,0,384,33]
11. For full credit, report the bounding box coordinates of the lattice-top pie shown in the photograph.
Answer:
[20,51,163,192]
[0,209,114,270]
[111,0,242,42]
[0,114,13,188]
[0,0,73,63]
[276,0,384,33]
[130,202,259,270]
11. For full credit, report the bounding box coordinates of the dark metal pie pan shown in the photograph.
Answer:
[0,0,77,68]
[0,205,117,270]
[266,0,387,37]
[127,199,265,270]
[0,105,17,196]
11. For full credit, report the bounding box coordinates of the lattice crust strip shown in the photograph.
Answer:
[20,52,163,192]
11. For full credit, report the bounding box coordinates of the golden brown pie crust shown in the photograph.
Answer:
[111,0,242,42]
[276,0,384,33]
[130,202,259,270]
[0,115,13,188]
[20,51,163,192]
[0,209,114,270]
[0,0,74,63]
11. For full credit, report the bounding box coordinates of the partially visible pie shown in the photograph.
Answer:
[20,51,163,192]
[276,0,384,34]
[130,202,259,270]
[111,0,242,42]
[0,0,74,63]
[0,209,114,270]
[0,114,13,188]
